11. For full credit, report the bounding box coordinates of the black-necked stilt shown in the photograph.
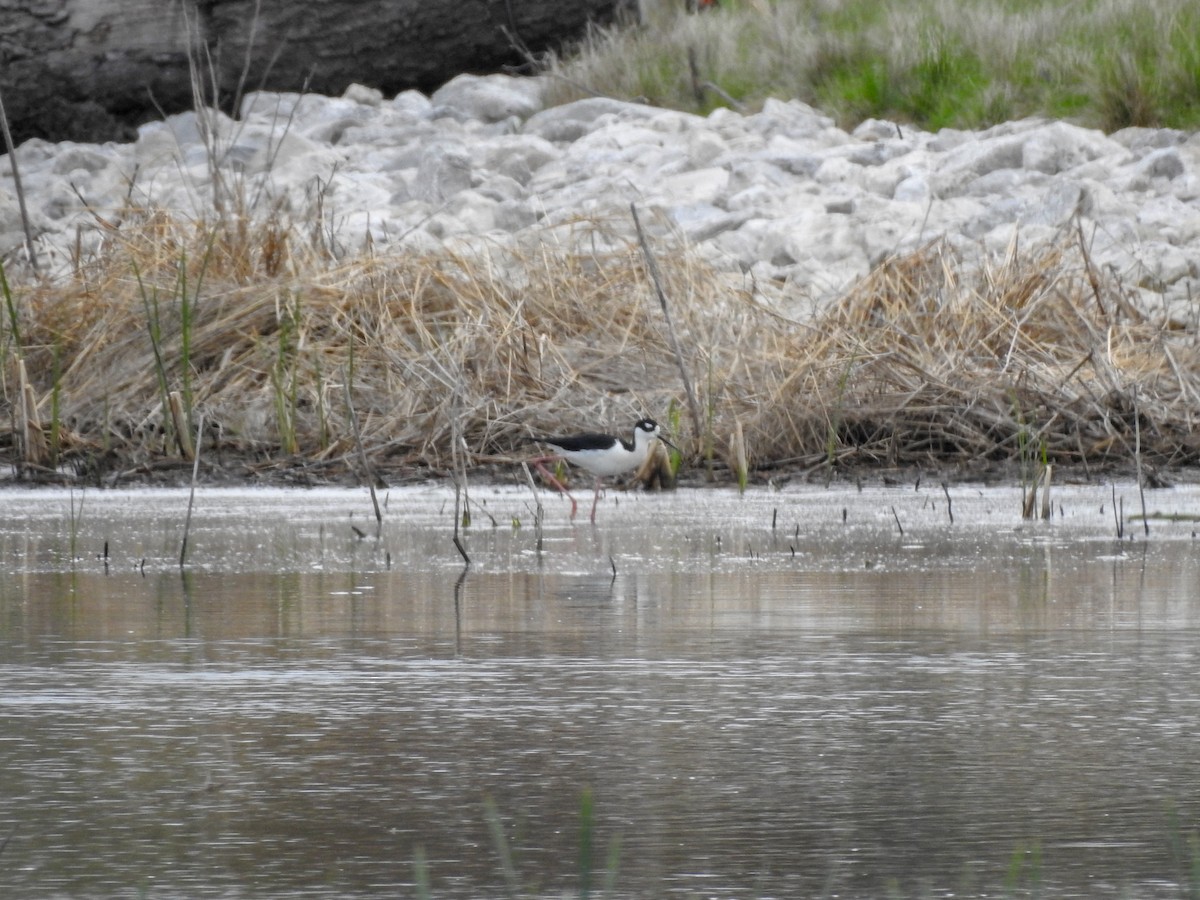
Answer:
[530,418,676,522]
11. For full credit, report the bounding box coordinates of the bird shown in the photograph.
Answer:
[529,418,676,522]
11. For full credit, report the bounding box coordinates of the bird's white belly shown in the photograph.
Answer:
[564,448,646,477]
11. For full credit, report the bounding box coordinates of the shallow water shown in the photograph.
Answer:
[2,482,1200,898]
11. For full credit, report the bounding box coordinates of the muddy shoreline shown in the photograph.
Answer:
[5,455,1196,492]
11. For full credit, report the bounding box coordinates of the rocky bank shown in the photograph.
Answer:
[3,73,1199,317]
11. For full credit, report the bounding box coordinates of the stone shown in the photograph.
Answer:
[430,73,544,124]
[522,97,660,143]
[414,142,474,204]
[1020,121,1122,175]
[343,83,384,107]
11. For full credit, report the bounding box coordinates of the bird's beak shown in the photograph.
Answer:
[658,435,678,451]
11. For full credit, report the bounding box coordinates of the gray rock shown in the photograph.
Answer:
[343,83,384,107]
[852,119,903,141]
[931,136,1026,196]
[480,135,561,185]
[1134,147,1186,181]
[391,90,434,119]
[1020,121,1122,175]
[430,74,545,124]
[414,142,474,204]
[1020,180,1084,227]
[894,175,931,204]
[523,97,660,142]
[1110,127,1190,152]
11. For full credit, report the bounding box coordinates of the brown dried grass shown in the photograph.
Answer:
[4,208,1199,484]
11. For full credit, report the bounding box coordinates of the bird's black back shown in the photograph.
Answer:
[532,418,660,454]
[535,432,619,453]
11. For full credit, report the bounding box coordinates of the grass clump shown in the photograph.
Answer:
[544,0,1200,132]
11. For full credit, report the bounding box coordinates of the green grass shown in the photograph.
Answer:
[134,261,176,451]
[270,291,302,456]
[547,0,1200,132]
[0,260,20,354]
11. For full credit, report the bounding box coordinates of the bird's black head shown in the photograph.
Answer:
[633,417,678,450]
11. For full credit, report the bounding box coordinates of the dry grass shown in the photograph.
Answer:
[3,205,1199,486]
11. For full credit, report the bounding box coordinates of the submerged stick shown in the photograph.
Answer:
[941,482,953,524]
[1111,483,1124,539]
[451,433,470,565]
[343,376,383,529]
[520,461,544,554]
[891,506,904,536]
[452,483,470,564]
[630,202,701,443]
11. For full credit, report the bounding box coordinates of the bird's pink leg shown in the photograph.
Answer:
[530,455,578,520]
[590,477,602,523]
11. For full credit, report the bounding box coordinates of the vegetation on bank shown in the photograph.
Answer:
[2,201,1197,487]
[546,0,1200,133]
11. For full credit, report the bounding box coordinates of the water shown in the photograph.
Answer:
[1,482,1199,898]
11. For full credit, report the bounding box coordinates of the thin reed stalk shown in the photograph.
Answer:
[179,412,204,568]
[0,85,38,272]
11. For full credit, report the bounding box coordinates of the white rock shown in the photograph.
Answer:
[1134,147,1186,181]
[414,142,474,203]
[651,167,729,206]
[1020,121,1122,175]
[391,90,433,118]
[686,128,728,167]
[813,156,860,186]
[852,119,902,141]
[1110,127,1190,152]
[430,73,544,124]
[894,175,931,203]
[1136,194,1200,246]
[1020,180,1084,227]
[50,144,118,175]
[480,135,560,186]
[748,98,838,140]
[675,206,753,243]
[343,83,384,107]
[522,97,659,142]
[494,198,540,232]
[931,136,1026,196]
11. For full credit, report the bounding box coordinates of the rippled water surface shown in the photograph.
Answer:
[2,482,1200,898]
